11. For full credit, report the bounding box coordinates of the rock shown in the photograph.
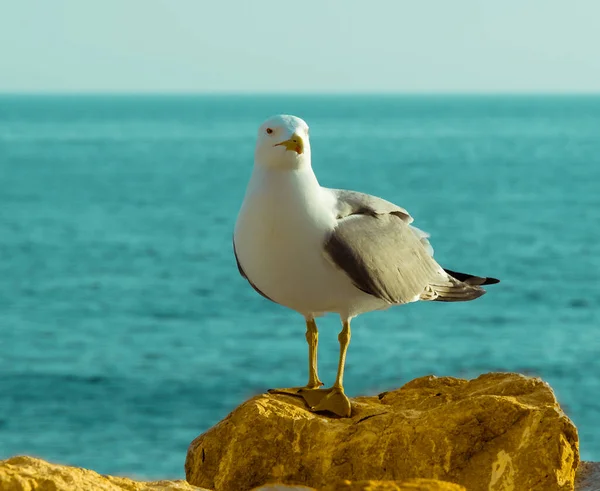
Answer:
[320,479,466,490]
[186,373,579,491]
[0,455,207,491]
[250,485,315,490]
[575,462,600,491]
[0,457,466,491]
[250,480,465,491]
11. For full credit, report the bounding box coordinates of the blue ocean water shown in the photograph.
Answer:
[1,95,599,478]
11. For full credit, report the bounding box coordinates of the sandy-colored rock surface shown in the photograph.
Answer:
[249,484,316,491]
[0,456,468,491]
[251,480,464,491]
[321,479,466,490]
[0,456,206,491]
[186,373,579,491]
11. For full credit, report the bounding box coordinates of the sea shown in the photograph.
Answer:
[1,94,599,479]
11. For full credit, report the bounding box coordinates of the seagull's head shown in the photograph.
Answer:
[255,114,311,170]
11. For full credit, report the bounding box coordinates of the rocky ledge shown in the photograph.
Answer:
[0,457,464,490]
[0,455,205,491]
[186,373,579,491]
[2,373,599,491]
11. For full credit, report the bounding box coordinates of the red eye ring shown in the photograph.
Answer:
[266,128,273,135]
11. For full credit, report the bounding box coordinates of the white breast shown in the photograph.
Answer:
[234,167,374,318]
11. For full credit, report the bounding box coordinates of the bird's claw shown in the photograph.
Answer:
[306,379,324,389]
[302,386,351,417]
[267,386,352,417]
[309,386,351,417]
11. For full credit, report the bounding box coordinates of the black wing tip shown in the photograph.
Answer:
[443,268,500,286]
[483,277,500,285]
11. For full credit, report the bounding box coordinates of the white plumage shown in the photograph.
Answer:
[233,114,498,417]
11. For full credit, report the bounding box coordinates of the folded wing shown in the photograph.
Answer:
[325,189,489,304]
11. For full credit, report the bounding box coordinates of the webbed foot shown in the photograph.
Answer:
[267,386,351,417]
[309,386,351,417]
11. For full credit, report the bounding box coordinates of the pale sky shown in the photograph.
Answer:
[1,0,599,93]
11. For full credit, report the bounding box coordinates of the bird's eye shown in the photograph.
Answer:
[266,128,273,135]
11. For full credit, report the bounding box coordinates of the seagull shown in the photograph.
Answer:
[233,114,499,417]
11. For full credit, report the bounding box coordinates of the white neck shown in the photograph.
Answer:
[236,162,337,236]
[245,164,321,204]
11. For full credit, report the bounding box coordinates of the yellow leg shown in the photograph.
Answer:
[333,319,351,388]
[310,319,352,417]
[269,319,352,418]
[305,318,324,389]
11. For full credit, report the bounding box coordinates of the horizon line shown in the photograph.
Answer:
[1,90,600,97]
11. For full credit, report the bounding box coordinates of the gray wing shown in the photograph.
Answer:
[331,189,434,256]
[325,190,484,303]
[331,189,413,222]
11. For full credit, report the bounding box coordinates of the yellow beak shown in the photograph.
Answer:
[274,133,304,155]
